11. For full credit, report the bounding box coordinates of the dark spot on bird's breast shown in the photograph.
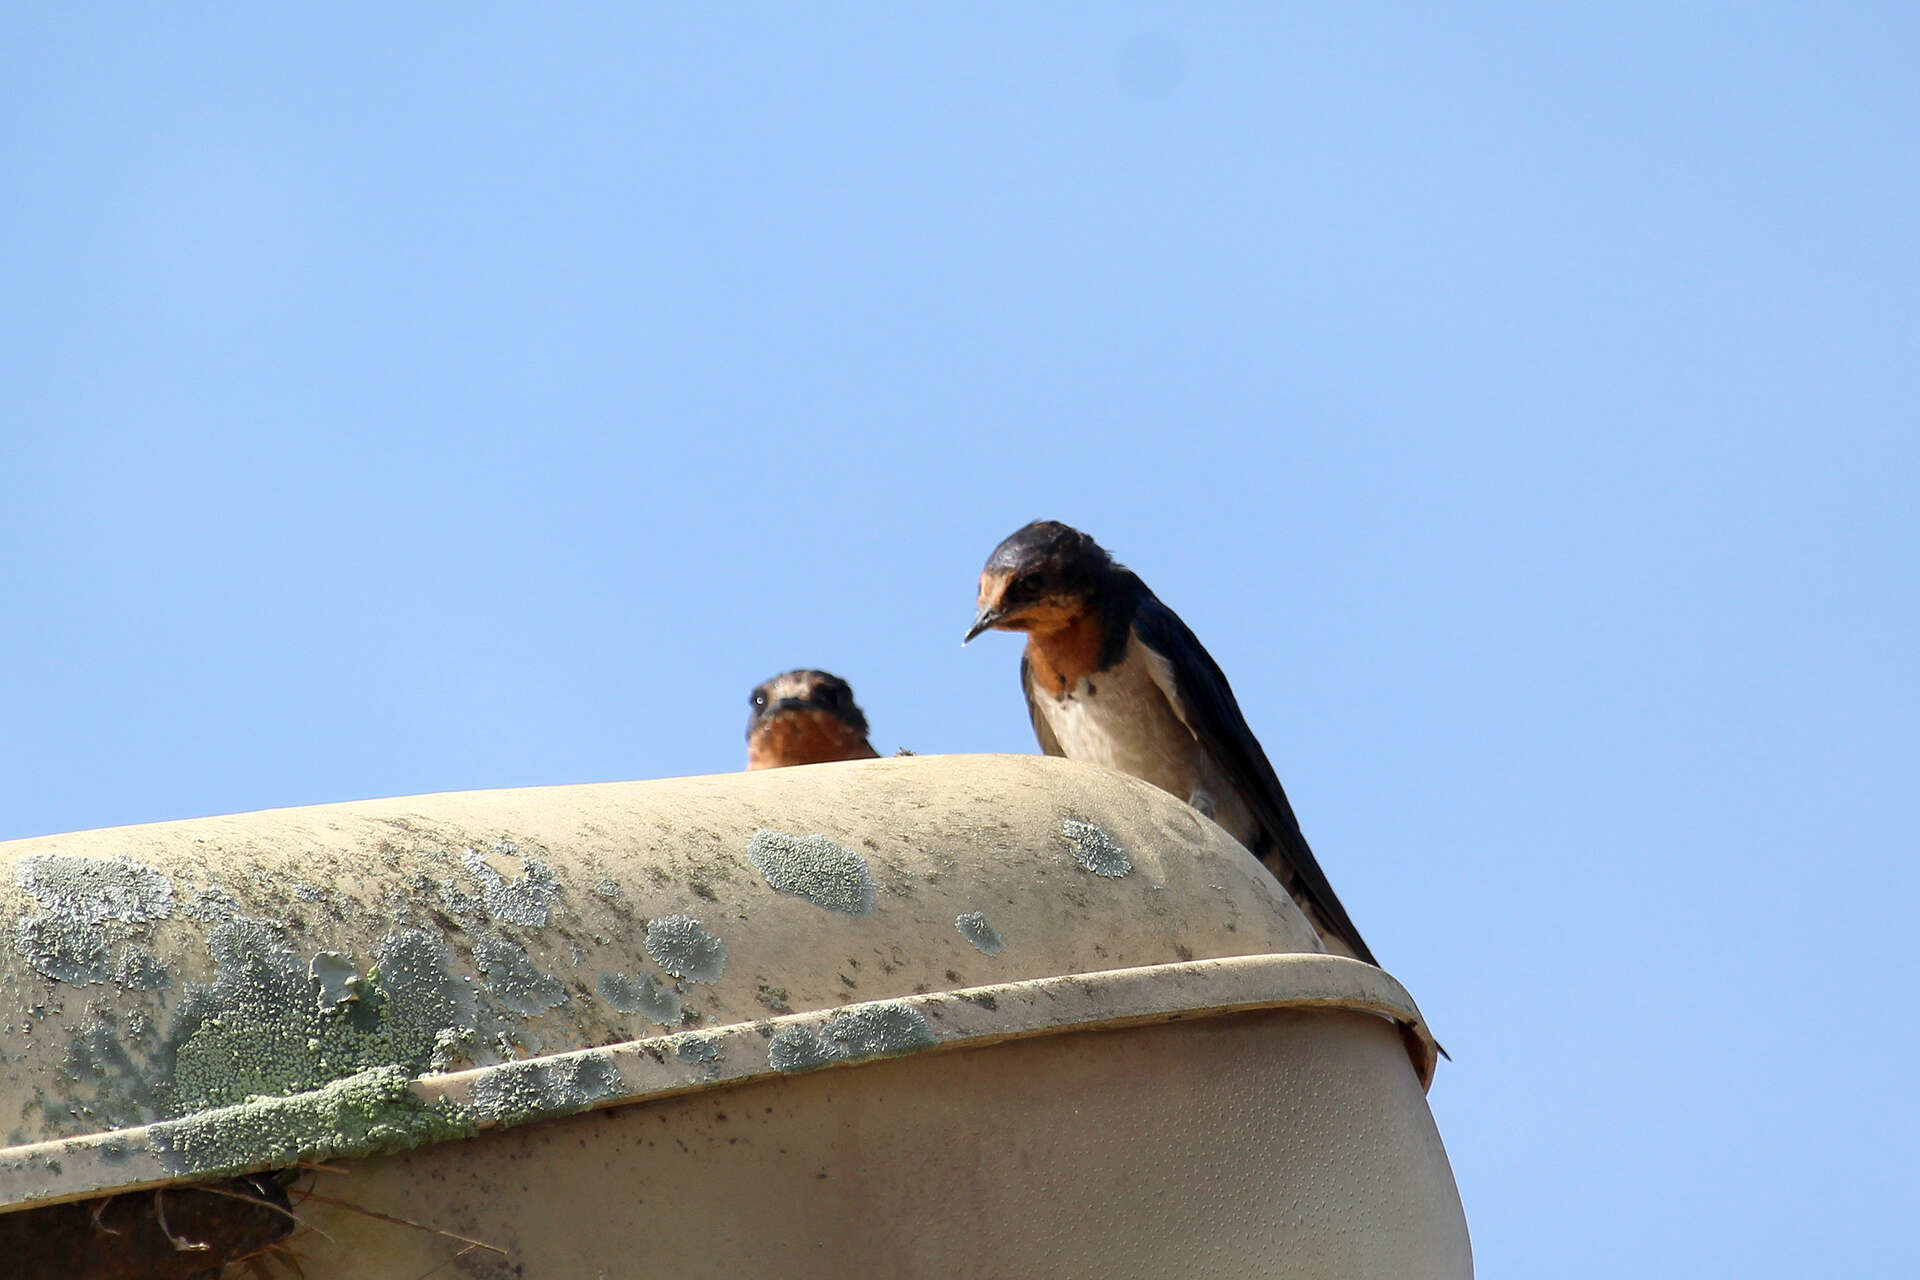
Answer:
[1026,609,1110,694]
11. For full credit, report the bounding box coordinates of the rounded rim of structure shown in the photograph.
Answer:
[0,952,1435,1214]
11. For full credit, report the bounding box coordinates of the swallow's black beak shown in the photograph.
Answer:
[962,607,1003,644]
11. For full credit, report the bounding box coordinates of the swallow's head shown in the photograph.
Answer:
[965,520,1114,642]
[746,669,878,769]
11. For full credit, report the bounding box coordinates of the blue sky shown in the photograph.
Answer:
[3,5,1915,1273]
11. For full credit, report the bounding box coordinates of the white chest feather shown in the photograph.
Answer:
[1029,636,1258,847]
[1034,641,1201,792]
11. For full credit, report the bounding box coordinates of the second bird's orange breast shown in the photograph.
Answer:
[747,710,877,769]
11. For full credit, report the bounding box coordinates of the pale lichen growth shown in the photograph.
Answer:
[14,913,111,985]
[468,1052,621,1128]
[460,846,561,927]
[17,854,174,924]
[597,971,682,1027]
[14,855,177,986]
[674,1037,720,1066]
[471,934,569,1015]
[113,947,171,991]
[768,1003,937,1074]
[1062,818,1132,877]
[644,915,726,983]
[954,911,1007,956]
[746,830,877,917]
[184,884,243,923]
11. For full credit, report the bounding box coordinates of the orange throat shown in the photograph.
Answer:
[1023,608,1107,698]
[747,710,879,769]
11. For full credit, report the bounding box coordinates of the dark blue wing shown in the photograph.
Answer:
[1131,592,1379,967]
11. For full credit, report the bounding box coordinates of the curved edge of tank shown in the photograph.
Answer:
[0,952,1435,1213]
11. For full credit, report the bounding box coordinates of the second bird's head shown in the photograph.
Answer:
[964,520,1115,643]
[745,669,876,769]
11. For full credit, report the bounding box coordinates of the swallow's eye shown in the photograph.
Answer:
[750,690,768,709]
[1011,570,1040,596]
[816,686,841,711]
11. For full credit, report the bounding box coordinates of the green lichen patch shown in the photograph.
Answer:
[954,911,1007,956]
[1062,819,1132,877]
[149,1064,478,1178]
[467,1052,621,1129]
[17,854,174,924]
[767,1003,937,1074]
[429,1026,478,1072]
[745,830,877,916]
[596,971,682,1026]
[161,922,483,1119]
[644,915,725,983]
[162,920,320,1114]
[40,918,504,1142]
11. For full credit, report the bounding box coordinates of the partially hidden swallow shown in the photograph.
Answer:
[746,670,880,770]
[964,520,1381,967]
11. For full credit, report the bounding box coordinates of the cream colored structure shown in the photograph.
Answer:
[0,754,1470,1277]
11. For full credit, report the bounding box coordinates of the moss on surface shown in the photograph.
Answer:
[159,921,486,1117]
[148,1065,477,1177]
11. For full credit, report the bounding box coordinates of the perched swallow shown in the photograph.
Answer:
[746,670,880,770]
[964,520,1381,967]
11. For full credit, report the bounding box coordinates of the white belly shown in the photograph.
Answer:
[1032,640,1256,847]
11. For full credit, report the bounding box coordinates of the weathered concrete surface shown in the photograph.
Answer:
[0,753,1465,1277]
[0,757,1329,1184]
